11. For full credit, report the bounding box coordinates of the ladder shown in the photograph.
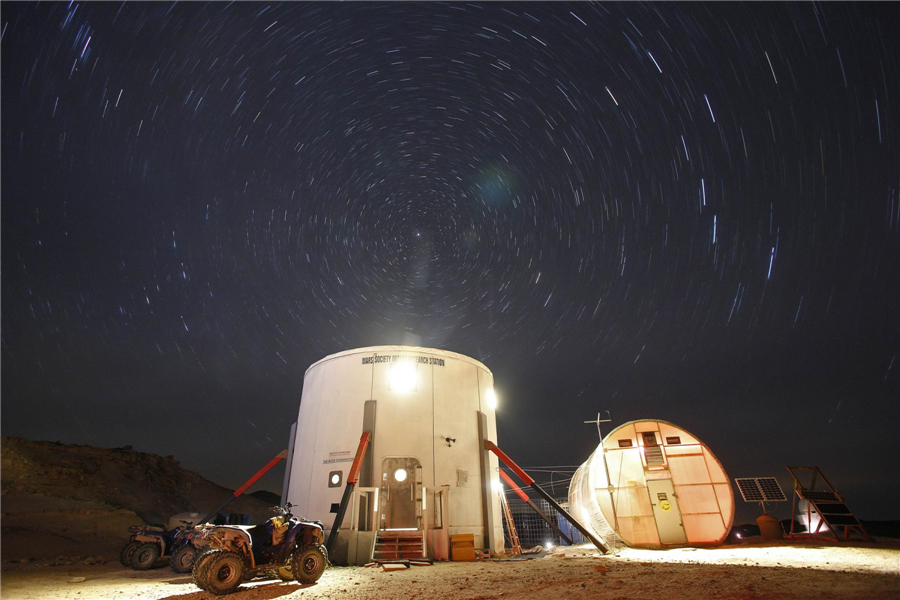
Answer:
[786,466,873,542]
[499,490,522,555]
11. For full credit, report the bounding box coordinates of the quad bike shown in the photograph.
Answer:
[119,521,203,573]
[192,503,327,595]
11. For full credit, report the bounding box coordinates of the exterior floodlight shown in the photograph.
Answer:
[389,362,418,392]
[394,468,408,483]
[486,388,497,410]
[492,479,503,492]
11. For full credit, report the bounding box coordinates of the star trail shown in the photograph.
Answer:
[2,2,897,520]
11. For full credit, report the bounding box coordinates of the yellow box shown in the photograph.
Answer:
[450,533,475,562]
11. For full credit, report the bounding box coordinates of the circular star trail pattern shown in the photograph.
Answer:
[2,3,897,517]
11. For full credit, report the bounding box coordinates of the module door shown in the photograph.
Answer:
[381,457,422,530]
[647,479,687,544]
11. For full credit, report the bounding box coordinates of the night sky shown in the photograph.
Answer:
[2,3,897,522]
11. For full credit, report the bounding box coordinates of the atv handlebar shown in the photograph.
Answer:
[270,502,294,518]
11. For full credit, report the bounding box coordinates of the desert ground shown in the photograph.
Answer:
[3,438,897,599]
[2,538,898,600]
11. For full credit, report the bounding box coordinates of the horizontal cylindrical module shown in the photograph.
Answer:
[569,419,734,550]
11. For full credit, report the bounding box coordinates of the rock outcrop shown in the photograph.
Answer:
[0,436,279,561]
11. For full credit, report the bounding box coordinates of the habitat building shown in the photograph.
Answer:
[569,419,734,549]
[283,346,504,565]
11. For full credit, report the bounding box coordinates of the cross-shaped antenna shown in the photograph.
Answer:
[584,411,612,440]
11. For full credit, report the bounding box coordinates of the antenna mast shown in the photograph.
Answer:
[583,411,612,440]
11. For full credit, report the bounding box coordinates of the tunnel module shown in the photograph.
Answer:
[568,419,734,549]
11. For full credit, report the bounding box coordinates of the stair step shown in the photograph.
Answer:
[373,530,425,560]
[375,543,423,547]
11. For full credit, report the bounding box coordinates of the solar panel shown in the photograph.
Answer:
[735,478,764,502]
[734,477,787,503]
[756,477,787,501]
[799,490,839,502]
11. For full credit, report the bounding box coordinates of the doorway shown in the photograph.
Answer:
[381,457,422,530]
[647,479,687,544]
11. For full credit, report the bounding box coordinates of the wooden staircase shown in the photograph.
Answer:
[372,530,426,561]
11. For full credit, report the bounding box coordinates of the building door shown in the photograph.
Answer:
[381,457,422,530]
[647,479,687,544]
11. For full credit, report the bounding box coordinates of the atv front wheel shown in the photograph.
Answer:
[196,550,246,595]
[191,548,222,591]
[169,543,196,573]
[292,545,327,584]
[130,542,161,570]
[119,541,140,567]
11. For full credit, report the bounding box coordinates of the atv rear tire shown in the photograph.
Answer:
[130,542,161,570]
[292,545,327,584]
[195,550,246,595]
[169,543,196,573]
[119,541,140,567]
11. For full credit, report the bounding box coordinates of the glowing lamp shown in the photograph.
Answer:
[389,362,418,392]
[486,388,498,410]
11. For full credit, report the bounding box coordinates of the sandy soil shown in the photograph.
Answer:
[2,539,898,600]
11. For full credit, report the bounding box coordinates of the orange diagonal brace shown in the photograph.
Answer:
[233,449,289,497]
[347,432,371,485]
[484,440,534,485]
[498,468,530,503]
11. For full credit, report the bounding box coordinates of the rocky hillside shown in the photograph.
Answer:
[0,436,280,561]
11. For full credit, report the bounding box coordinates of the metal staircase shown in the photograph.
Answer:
[787,466,873,542]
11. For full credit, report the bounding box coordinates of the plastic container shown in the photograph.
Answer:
[757,514,783,540]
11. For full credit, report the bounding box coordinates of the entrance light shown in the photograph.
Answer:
[394,468,408,483]
[389,362,418,392]
[486,388,498,410]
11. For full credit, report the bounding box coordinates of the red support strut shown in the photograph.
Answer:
[347,432,371,485]
[199,449,289,525]
[485,440,608,553]
[499,469,530,503]
[484,441,534,485]
[326,432,371,554]
[234,450,289,496]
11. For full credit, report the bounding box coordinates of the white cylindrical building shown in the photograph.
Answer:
[284,346,504,565]
[569,419,733,549]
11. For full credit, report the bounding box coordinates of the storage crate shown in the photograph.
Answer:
[450,533,475,562]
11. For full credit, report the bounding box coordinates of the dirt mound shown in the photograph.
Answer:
[0,436,279,561]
